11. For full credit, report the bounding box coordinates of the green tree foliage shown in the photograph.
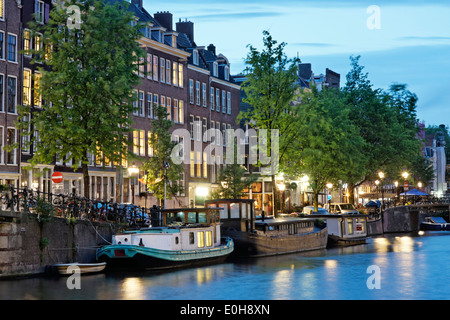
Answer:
[295,87,366,211]
[238,30,300,215]
[17,0,145,198]
[143,105,184,206]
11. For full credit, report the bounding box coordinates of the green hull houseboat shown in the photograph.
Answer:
[205,199,328,257]
[97,208,233,270]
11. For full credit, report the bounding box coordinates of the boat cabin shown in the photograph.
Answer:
[205,199,256,232]
[314,214,367,241]
[254,218,315,236]
[112,208,223,252]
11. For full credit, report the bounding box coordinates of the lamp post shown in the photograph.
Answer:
[402,171,409,205]
[128,164,139,205]
[378,171,385,210]
[394,181,398,205]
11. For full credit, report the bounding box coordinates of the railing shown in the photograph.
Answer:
[0,186,159,228]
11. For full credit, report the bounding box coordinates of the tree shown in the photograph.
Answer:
[343,56,423,203]
[294,87,366,211]
[143,105,184,207]
[17,0,145,198]
[238,30,300,216]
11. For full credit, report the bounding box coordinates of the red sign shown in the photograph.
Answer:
[404,182,409,190]
[51,171,63,184]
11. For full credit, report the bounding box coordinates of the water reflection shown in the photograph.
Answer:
[4,232,450,300]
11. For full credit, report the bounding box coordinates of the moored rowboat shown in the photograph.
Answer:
[53,262,106,275]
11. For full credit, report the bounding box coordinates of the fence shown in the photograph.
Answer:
[0,186,159,228]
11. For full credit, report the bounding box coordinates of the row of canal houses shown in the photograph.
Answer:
[0,0,242,209]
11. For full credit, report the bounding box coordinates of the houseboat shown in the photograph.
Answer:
[96,207,233,270]
[205,199,328,257]
[314,214,368,246]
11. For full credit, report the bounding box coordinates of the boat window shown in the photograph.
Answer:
[347,219,354,234]
[219,204,228,219]
[242,203,247,219]
[206,231,212,247]
[189,232,194,244]
[230,203,240,218]
[197,232,205,248]
[166,212,184,224]
[175,237,179,245]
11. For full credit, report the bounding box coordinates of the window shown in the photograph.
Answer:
[227,92,231,114]
[0,74,3,112]
[7,34,17,62]
[189,232,194,245]
[34,72,42,107]
[189,115,194,140]
[202,118,207,142]
[197,232,205,248]
[190,151,195,177]
[215,88,220,111]
[178,63,183,87]
[159,57,165,83]
[0,126,3,163]
[225,66,230,81]
[196,151,201,177]
[193,50,199,65]
[23,69,32,106]
[139,57,145,77]
[0,32,4,59]
[213,62,218,77]
[7,76,16,114]
[202,83,207,107]
[222,123,226,146]
[6,128,16,164]
[147,92,153,118]
[138,91,144,116]
[132,90,138,116]
[152,55,158,81]
[347,219,354,235]
[189,79,194,104]
[178,100,184,124]
[35,0,45,24]
[195,116,201,141]
[166,97,171,120]
[216,121,221,146]
[24,30,32,56]
[203,152,208,178]
[210,87,214,110]
[195,81,200,105]
[166,59,171,84]
[222,90,226,113]
[0,0,4,20]
[140,131,145,156]
[173,99,179,123]
[172,61,178,86]
[160,96,166,119]
[210,121,215,145]
[146,53,152,79]
[206,231,212,247]
[133,130,139,155]
[153,94,158,118]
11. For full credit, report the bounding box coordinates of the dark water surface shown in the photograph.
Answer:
[2,231,450,300]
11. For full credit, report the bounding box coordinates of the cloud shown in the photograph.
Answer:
[291,42,337,48]
[397,36,450,41]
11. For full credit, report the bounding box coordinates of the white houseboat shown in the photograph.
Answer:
[96,208,233,270]
[314,214,368,246]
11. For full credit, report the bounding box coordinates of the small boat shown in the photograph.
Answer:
[313,213,368,246]
[205,199,328,257]
[53,262,106,275]
[96,207,233,270]
[420,217,449,231]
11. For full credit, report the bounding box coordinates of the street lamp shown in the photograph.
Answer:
[378,171,385,210]
[128,164,139,205]
[402,171,409,205]
[394,181,399,205]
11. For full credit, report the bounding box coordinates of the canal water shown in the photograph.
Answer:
[2,231,450,300]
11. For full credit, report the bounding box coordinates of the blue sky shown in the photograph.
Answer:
[144,0,450,127]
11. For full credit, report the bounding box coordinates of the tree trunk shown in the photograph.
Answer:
[271,174,278,217]
[82,162,90,199]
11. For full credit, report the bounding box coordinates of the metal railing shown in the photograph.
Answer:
[0,186,158,228]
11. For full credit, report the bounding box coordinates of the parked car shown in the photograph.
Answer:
[324,203,359,214]
[302,206,330,215]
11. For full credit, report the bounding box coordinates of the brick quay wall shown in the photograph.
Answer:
[0,213,115,278]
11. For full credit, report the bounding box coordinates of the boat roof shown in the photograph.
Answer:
[205,199,255,204]
[255,217,315,226]
[162,207,222,212]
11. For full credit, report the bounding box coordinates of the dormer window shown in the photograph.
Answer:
[213,62,218,77]
[193,49,199,66]
[224,65,230,81]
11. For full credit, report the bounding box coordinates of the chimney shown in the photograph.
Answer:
[154,11,173,31]
[207,44,216,55]
[176,19,194,43]
[131,0,143,8]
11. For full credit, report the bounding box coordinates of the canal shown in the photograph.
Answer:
[2,231,450,300]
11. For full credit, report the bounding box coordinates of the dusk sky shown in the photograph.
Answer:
[145,0,450,127]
